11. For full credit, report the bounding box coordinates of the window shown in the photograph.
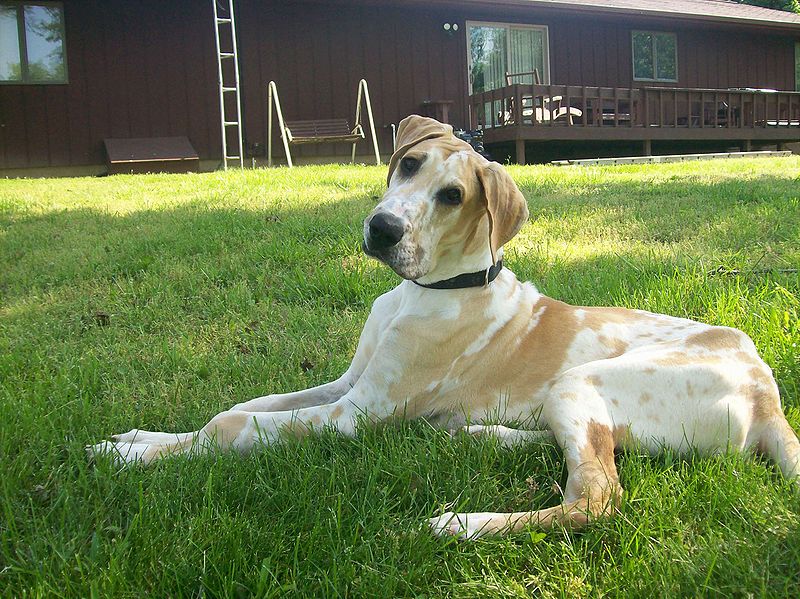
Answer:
[467,22,549,93]
[632,31,677,82]
[1,2,66,84]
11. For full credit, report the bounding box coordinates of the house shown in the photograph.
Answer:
[1,0,799,174]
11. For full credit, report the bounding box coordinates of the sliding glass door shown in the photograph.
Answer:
[468,22,549,93]
[468,22,549,127]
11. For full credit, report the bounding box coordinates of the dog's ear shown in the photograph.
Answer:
[387,115,453,186]
[477,162,529,263]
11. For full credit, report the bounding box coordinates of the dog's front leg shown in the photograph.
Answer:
[229,373,355,412]
[88,370,399,466]
[229,288,403,413]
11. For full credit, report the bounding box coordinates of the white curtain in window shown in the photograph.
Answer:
[508,28,544,84]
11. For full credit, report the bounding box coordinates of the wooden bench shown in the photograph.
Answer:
[282,118,363,144]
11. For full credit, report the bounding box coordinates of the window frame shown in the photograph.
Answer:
[0,1,68,85]
[466,20,551,94]
[631,30,678,84]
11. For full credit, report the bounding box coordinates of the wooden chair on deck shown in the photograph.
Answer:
[267,79,381,167]
[502,70,582,125]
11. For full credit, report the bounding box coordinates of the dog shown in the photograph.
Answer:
[90,115,800,539]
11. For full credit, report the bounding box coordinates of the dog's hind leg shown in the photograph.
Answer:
[111,430,194,444]
[461,424,554,448]
[430,420,622,538]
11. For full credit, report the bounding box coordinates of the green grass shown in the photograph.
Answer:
[1,158,799,597]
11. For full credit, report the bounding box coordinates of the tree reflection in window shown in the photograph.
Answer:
[633,31,677,82]
[0,3,66,84]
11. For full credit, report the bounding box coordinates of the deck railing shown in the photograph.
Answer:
[469,84,800,131]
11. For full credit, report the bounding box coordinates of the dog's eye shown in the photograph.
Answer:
[400,157,419,176]
[439,187,462,206]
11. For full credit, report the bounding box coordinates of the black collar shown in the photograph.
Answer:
[413,260,503,290]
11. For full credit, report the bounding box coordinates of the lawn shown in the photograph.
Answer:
[1,158,799,597]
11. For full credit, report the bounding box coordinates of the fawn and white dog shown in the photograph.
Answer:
[91,115,799,539]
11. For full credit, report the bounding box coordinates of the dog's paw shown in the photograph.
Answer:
[86,440,152,466]
[428,511,496,540]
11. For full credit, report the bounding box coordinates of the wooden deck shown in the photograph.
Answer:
[469,85,800,162]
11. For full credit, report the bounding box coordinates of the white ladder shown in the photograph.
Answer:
[212,0,244,169]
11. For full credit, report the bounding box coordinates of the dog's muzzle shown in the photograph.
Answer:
[366,212,405,251]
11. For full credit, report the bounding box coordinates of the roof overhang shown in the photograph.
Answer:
[379,0,800,32]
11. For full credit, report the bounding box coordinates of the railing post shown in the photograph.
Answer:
[764,93,768,128]
[700,91,705,128]
[565,86,572,127]
[581,86,588,126]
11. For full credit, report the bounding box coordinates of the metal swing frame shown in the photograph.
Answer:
[267,79,381,167]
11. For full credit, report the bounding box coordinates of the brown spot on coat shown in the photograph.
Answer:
[569,421,623,509]
[581,306,649,330]
[735,351,762,367]
[687,328,745,351]
[639,392,652,405]
[654,353,722,367]
[742,367,781,422]
[204,411,251,445]
[585,375,603,387]
[607,338,629,358]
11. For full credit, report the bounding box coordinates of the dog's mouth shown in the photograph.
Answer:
[362,238,427,280]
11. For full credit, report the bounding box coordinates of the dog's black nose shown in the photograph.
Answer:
[368,212,405,250]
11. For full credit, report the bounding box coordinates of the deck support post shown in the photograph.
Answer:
[743,139,752,151]
[643,139,652,156]
[515,139,526,164]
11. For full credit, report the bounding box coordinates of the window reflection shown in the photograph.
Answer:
[0,3,66,84]
[0,6,21,81]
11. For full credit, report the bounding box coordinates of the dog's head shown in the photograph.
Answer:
[363,115,528,282]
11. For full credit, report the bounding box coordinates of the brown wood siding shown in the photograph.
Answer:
[1,0,798,169]
[0,0,219,170]
[241,1,799,162]
[239,0,467,161]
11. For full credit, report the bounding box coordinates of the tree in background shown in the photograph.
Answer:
[734,0,800,13]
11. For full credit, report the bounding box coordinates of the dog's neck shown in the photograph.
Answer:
[413,247,500,288]
[413,260,503,289]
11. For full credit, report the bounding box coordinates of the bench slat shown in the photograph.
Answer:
[291,134,363,144]
[284,118,357,143]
